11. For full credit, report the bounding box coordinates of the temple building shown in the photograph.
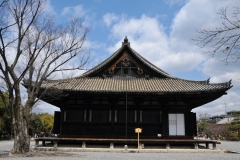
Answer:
[40,37,232,140]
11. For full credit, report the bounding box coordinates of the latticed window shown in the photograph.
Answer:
[116,110,136,122]
[65,110,85,121]
[91,110,109,122]
[141,111,161,122]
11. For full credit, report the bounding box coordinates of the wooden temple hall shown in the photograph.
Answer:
[37,37,232,148]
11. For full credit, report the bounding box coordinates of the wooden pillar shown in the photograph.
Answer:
[162,107,169,137]
[206,143,209,149]
[60,107,64,135]
[53,141,58,148]
[35,140,39,147]
[42,140,46,146]
[194,143,198,149]
[111,103,115,137]
[82,141,86,148]
[166,143,170,149]
[86,103,90,137]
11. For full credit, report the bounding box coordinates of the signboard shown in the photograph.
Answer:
[135,128,142,150]
[135,128,142,133]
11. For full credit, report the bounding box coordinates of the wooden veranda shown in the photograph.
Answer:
[35,137,220,150]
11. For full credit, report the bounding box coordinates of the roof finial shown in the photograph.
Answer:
[122,36,130,47]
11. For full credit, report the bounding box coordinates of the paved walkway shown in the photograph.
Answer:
[216,140,240,153]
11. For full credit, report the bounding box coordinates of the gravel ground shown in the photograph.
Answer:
[0,140,240,160]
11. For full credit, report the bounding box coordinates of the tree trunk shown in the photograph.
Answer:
[10,103,31,154]
[238,129,240,138]
[11,125,30,154]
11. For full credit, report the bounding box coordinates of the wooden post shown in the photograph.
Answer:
[110,142,114,149]
[212,143,216,150]
[166,143,170,149]
[53,141,58,148]
[135,128,142,150]
[138,132,139,149]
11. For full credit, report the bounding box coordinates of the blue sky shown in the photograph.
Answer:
[39,0,240,117]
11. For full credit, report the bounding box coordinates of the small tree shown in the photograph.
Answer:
[0,0,89,154]
[29,113,43,137]
[29,113,54,137]
[194,7,240,63]
[227,112,240,140]
[39,113,54,136]
[197,121,213,138]
[0,92,11,139]
[227,125,240,141]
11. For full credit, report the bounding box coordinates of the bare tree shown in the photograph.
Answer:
[198,112,211,121]
[0,0,89,154]
[194,7,240,63]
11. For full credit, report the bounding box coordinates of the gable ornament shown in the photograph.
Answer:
[122,58,130,67]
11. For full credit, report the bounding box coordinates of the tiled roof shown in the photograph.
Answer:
[41,76,231,93]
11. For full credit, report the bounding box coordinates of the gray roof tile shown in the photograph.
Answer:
[41,76,231,93]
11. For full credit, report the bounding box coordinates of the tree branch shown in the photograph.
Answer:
[194,7,240,63]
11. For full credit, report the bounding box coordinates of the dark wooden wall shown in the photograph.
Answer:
[52,93,198,139]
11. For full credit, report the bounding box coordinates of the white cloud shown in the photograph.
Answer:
[61,5,86,18]
[60,5,96,29]
[103,13,119,27]
[44,0,57,15]
[158,52,203,72]
[105,14,204,73]
[164,0,189,6]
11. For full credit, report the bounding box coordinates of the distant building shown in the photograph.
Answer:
[203,110,240,124]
